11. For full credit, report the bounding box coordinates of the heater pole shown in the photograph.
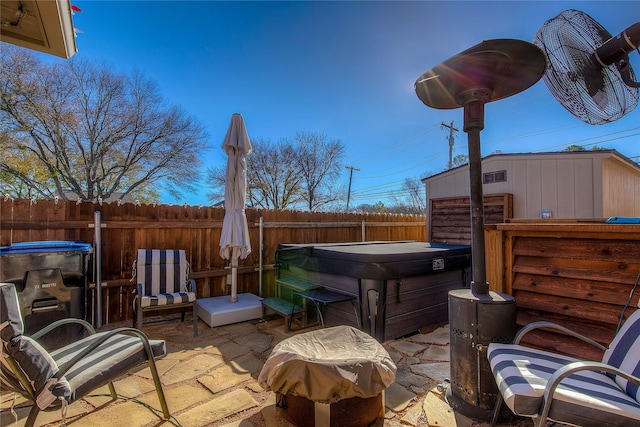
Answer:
[461,91,490,295]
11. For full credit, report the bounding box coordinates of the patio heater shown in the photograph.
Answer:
[414,39,546,422]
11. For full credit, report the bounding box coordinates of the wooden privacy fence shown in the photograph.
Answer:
[0,198,426,325]
[486,220,640,361]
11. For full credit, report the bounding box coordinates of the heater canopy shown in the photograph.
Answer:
[415,39,547,109]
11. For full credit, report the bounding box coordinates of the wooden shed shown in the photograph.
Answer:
[423,150,640,241]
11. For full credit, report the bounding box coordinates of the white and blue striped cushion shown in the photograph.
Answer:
[140,292,195,308]
[488,343,640,425]
[135,250,196,308]
[51,332,166,400]
[602,309,640,403]
[1,283,72,409]
[136,249,189,296]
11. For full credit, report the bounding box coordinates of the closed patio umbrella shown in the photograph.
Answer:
[219,113,252,303]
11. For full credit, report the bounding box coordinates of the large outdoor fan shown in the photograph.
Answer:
[534,9,640,125]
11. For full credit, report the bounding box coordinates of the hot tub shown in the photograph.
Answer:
[275,240,471,341]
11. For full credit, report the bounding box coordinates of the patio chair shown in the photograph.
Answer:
[132,249,198,337]
[0,282,170,427]
[487,305,640,427]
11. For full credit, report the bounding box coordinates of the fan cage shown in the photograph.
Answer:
[534,9,638,125]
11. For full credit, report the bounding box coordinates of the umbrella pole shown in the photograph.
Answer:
[230,257,238,303]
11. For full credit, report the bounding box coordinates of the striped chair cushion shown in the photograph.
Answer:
[50,332,166,401]
[140,292,196,308]
[136,249,189,296]
[602,309,640,403]
[1,283,71,409]
[488,343,640,426]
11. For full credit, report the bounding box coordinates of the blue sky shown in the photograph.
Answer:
[67,1,639,207]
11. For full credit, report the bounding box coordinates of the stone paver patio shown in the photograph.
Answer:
[0,315,524,427]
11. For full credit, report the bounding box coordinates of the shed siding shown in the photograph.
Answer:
[511,160,527,218]
[603,157,640,217]
[540,159,558,217]
[425,151,639,220]
[575,158,596,216]
[556,159,574,217]
[525,160,542,218]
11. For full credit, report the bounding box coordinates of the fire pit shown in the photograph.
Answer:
[258,325,396,427]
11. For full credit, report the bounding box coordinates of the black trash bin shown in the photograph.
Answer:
[0,240,93,349]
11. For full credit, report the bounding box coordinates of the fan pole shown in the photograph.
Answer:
[461,89,490,295]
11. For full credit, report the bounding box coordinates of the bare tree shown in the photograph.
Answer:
[207,137,303,209]
[294,131,345,211]
[208,133,345,211]
[389,177,426,214]
[0,45,208,202]
[451,154,469,168]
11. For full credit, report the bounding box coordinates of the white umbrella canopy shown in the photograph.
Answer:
[219,113,252,302]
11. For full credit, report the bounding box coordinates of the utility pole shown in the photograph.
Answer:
[441,120,459,169]
[345,165,360,212]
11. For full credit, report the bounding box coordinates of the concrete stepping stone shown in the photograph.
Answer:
[76,399,163,426]
[177,388,259,426]
[218,321,260,337]
[423,389,456,426]
[387,340,427,357]
[395,368,430,388]
[385,382,416,412]
[198,354,264,394]
[408,326,450,346]
[161,353,222,385]
[162,347,203,360]
[133,357,179,379]
[401,396,426,426]
[234,331,273,353]
[191,336,231,350]
[387,348,403,364]
[139,383,212,414]
[419,345,450,361]
[218,341,253,360]
[410,363,450,383]
[220,419,258,427]
[87,375,155,404]
[1,399,87,426]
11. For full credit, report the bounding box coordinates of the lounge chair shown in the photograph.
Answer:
[487,303,640,427]
[0,282,170,427]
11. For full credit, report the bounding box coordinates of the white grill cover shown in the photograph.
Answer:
[258,326,396,404]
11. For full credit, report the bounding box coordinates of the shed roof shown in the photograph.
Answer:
[421,149,640,182]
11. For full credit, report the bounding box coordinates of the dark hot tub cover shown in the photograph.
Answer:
[276,240,471,280]
[258,326,396,403]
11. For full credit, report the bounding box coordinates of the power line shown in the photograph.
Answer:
[351,125,440,169]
